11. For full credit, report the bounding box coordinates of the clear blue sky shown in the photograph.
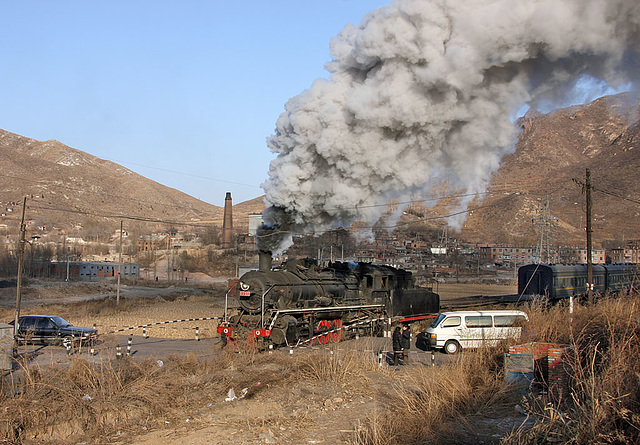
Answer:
[0,1,389,206]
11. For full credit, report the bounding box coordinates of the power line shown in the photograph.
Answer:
[27,203,217,229]
[108,158,261,189]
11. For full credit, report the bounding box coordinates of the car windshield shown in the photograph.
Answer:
[429,313,446,328]
[50,316,71,327]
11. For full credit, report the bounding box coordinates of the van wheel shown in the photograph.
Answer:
[444,340,460,354]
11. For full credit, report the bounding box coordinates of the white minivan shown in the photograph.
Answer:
[426,310,529,354]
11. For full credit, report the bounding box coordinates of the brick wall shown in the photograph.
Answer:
[509,342,571,396]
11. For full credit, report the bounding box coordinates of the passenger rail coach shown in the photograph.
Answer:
[518,263,639,300]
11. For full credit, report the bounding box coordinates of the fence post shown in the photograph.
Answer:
[126,336,132,356]
[64,337,72,355]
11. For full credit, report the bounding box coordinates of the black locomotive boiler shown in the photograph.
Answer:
[218,252,440,347]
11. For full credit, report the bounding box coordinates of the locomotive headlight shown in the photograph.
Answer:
[240,282,250,291]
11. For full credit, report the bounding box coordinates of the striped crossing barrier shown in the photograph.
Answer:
[104,317,222,335]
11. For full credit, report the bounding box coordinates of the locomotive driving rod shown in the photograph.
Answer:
[266,304,386,331]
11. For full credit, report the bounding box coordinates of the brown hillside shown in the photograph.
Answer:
[461,92,640,246]
[2,92,639,247]
[0,130,228,233]
[232,195,266,219]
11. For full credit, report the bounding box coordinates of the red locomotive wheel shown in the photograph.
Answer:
[331,319,343,342]
[317,320,331,344]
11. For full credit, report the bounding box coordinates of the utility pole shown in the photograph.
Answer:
[573,169,593,296]
[116,220,123,305]
[14,196,27,337]
[586,169,593,296]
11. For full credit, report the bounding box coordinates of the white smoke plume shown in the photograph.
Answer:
[262,0,640,253]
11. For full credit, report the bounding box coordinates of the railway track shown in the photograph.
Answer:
[440,293,536,310]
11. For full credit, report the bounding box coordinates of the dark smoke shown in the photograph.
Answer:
[256,206,294,254]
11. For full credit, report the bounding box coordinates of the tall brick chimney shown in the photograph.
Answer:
[222,192,233,249]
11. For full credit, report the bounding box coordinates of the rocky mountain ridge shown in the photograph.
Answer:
[460,92,640,246]
[0,130,226,233]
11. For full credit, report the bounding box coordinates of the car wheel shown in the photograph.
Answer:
[444,340,460,355]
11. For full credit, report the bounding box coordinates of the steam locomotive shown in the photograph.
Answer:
[518,263,639,300]
[217,252,440,348]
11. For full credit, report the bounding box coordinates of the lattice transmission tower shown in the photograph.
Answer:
[532,192,558,264]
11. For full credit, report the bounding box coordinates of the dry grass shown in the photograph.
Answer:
[294,346,382,385]
[0,346,304,444]
[503,295,640,445]
[349,346,513,445]
[2,286,639,444]
[436,282,517,300]
[0,294,225,340]
[350,293,640,445]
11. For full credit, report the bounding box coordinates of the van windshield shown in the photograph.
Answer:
[430,313,446,328]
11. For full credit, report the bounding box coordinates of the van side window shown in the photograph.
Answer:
[441,316,461,328]
[465,316,492,328]
[495,315,515,327]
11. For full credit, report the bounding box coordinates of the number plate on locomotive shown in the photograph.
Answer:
[239,291,251,296]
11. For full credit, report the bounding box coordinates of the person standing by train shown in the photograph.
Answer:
[401,324,411,364]
[392,326,403,366]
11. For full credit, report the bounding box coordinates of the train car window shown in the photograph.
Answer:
[465,316,492,328]
[381,277,388,289]
[442,316,461,328]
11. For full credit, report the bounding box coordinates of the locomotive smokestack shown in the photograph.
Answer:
[259,250,273,272]
[222,192,233,249]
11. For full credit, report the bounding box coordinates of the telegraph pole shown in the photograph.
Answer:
[574,169,593,296]
[585,169,593,296]
[14,196,27,337]
[117,220,123,305]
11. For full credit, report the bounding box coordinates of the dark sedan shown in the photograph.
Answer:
[11,315,98,345]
